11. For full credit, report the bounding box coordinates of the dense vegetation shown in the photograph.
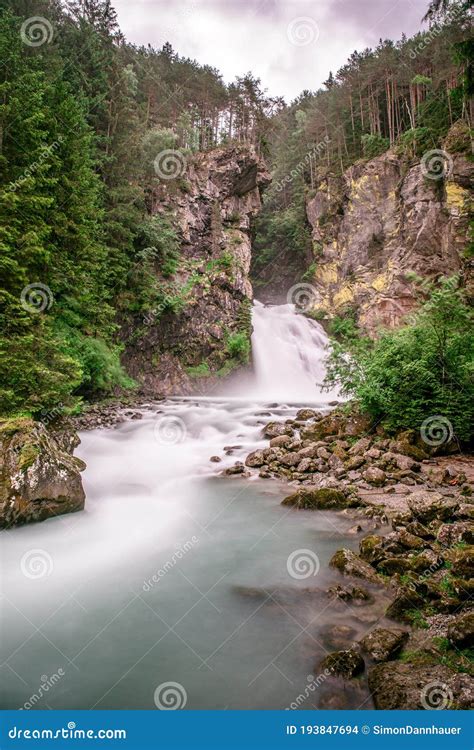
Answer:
[325,279,474,443]
[253,0,472,277]
[0,0,275,415]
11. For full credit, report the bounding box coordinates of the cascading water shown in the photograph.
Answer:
[249,301,338,403]
[1,302,382,711]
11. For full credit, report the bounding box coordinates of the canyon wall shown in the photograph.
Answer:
[122,145,270,395]
[305,134,472,333]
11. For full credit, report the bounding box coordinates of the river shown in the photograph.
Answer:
[1,303,384,710]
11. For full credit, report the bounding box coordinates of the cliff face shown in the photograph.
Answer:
[305,144,472,333]
[122,145,270,396]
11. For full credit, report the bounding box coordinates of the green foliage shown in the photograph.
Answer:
[397,127,436,157]
[225,331,250,363]
[135,213,181,278]
[361,133,390,158]
[186,362,211,378]
[325,279,474,442]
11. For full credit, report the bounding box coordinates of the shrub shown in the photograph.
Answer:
[361,134,390,159]
[324,279,474,442]
[225,331,250,363]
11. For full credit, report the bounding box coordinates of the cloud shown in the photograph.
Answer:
[113,0,428,100]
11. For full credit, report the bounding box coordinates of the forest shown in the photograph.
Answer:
[0,0,472,418]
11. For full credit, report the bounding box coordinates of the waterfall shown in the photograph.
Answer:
[246,300,337,403]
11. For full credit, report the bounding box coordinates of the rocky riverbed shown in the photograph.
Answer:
[224,405,474,709]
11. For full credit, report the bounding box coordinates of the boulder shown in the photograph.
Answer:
[320,649,365,679]
[329,548,384,585]
[359,535,385,565]
[385,587,425,623]
[225,462,246,475]
[296,408,318,421]
[262,422,293,439]
[320,624,358,650]
[349,437,372,455]
[437,521,474,546]
[345,455,365,471]
[282,487,354,510]
[326,584,372,604]
[359,627,408,662]
[447,612,474,648]
[450,547,474,578]
[362,467,386,486]
[0,418,85,528]
[407,490,458,523]
[368,662,474,709]
[244,450,265,468]
[269,434,292,448]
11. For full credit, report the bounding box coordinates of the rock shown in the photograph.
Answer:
[365,447,382,460]
[320,649,364,679]
[407,490,458,523]
[245,450,265,468]
[359,627,408,662]
[225,462,245,475]
[456,503,474,520]
[316,446,331,460]
[393,529,426,550]
[0,418,85,528]
[263,422,294,439]
[368,662,474,709]
[210,455,222,462]
[297,458,315,473]
[385,587,425,623]
[447,612,474,648]
[320,624,358,650]
[347,524,363,535]
[349,437,371,455]
[378,557,413,575]
[345,455,365,471]
[362,467,386,486]
[437,521,474,546]
[406,520,434,539]
[269,434,292,448]
[329,548,383,585]
[279,451,304,467]
[326,584,372,604]
[282,487,354,510]
[359,535,385,565]
[450,547,474,578]
[296,408,318,421]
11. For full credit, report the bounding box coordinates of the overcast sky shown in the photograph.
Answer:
[114,0,429,101]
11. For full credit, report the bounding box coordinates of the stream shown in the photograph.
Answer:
[1,303,386,710]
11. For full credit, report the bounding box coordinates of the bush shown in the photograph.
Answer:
[324,279,474,443]
[226,331,250,363]
[361,134,390,159]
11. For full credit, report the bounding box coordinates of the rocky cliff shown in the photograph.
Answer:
[305,132,472,334]
[122,145,270,395]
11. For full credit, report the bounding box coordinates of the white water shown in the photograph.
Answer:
[249,301,337,402]
[1,304,382,711]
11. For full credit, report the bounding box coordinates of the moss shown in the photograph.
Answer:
[186,362,211,378]
[0,417,35,436]
[18,443,40,471]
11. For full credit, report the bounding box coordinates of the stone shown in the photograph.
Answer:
[282,487,353,510]
[296,408,318,421]
[345,455,365,471]
[349,437,372,455]
[320,624,358,650]
[447,612,474,649]
[210,455,222,463]
[316,446,331,461]
[320,649,364,679]
[263,422,294,439]
[377,557,413,575]
[365,447,382,460]
[347,524,363,535]
[407,490,458,523]
[437,521,474,546]
[225,462,245,475]
[393,529,426,550]
[359,535,385,565]
[362,467,386,486]
[0,418,85,528]
[385,587,425,623]
[329,548,383,585]
[450,547,474,578]
[359,627,408,662]
[326,585,372,604]
[279,451,304,467]
[269,435,292,448]
[297,458,314,473]
[244,450,265,468]
[368,662,474,710]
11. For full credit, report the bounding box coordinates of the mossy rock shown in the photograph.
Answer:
[282,487,356,510]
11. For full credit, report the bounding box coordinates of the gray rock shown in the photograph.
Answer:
[359,627,408,662]
[368,662,474,709]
